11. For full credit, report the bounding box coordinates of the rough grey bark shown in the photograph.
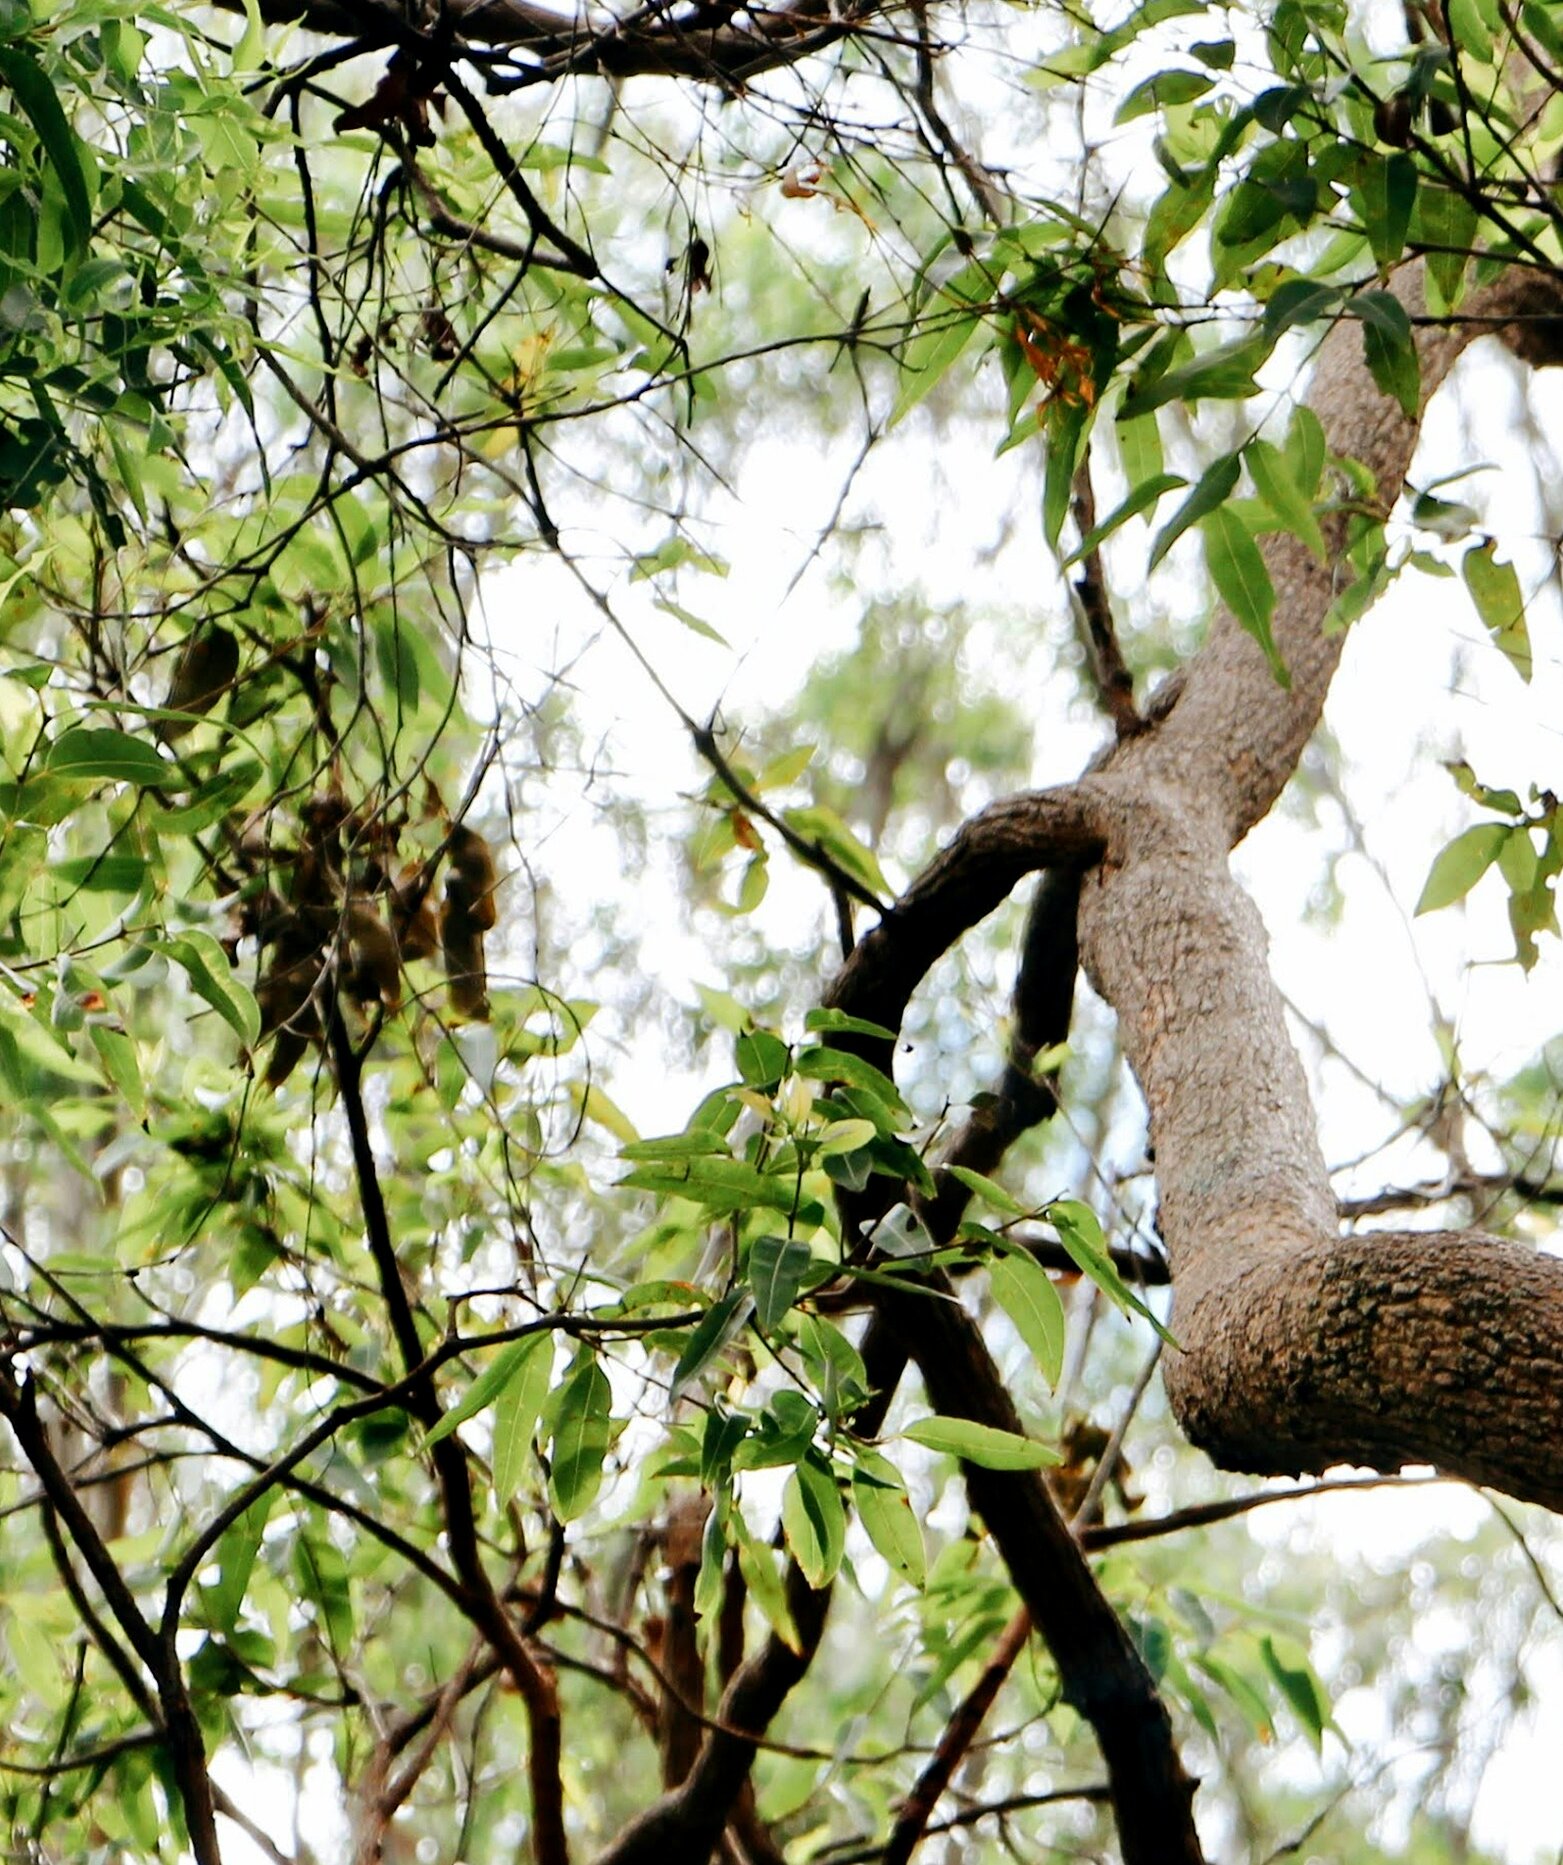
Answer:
[1075,266,1563,1508]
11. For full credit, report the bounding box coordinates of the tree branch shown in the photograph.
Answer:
[327,1006,569,1865]
[0,1372,224,1865]
[883,1605,1033,1865]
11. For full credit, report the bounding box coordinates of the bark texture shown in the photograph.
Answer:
[1076,267,1563,1505]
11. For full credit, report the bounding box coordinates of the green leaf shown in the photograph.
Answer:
[852,1449,926,1584]
[1124,336,1269,417]
[1149,453,1240,572]
[1143,167,1216,277]
[619,1132,732,1163]
[491,1334,554,1502]
[816,1117,877,1157]
[1245,438,1325,560]
[1114,68,1215,124]
[694,983,749,1035]
[52,855,150,894]
[208,1492,275,1634]
[0,46,92,257]
[794,1046,910,1124]
[701,1406,748,1486]
[1349,290,1419,419]
[618,1155,805,1217]
[733,1509,802,1650]
[670,1288,753,1399]
[1523,0,1563,65]
[157,932,261,1048]
[990,1253,1067,1388]
[89,1024,144,1121]
[749,1233,813,1329]
[47,727,167,786]
[1062,472,1185,566]
[1203,506,1286,686]
[1260,278,1342,340]
[1285,406,1326,498]
[1462,539,1531,681]
[782,805,890,899]
[427,1333,553,1447]
[1047,1198,1177,1344]
[1414,822,1510,914]
[781,1452,847,1586]
[904,1416,1060,1470]
[1260,1636,1331,1753]
[630,536,729,581]
[654,596,728,645]
[803,1007,897,1042]
[1411,185,1477,315]
[1117,411,1164,486]
[945,1165,1025,1216]
[548,1351,612,1522]
[573,1082,641,1145]
[736,1028,789,1089]
[294,1531,354,1652]
[891,260,992,426]
[1353,151,1417,269]
[1042,399,1091,549]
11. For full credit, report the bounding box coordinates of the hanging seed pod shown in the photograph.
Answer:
[446,824,499,931]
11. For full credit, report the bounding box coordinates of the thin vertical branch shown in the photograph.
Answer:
[328,1007,570,1865]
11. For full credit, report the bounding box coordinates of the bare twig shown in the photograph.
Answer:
[883,1605,1033,1865]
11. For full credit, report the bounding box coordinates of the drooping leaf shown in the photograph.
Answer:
[1149,453,1241,571]
[0,45,93,256]
[1462,539,1531,681]
[1047,1198,1177,1344]
[156,932,262,1048]
[1244,438,1325,559]
[781,1451,847,1585]
[491,1336,555,1501]
[1203,506,1286,686]
[670,1288,753,1399]
[1352,151,1417,269]
[1350,289,1419,419]
[990,1252,1067,1388]
[548,1350,613,1522]
[1062,472,1186,566]
[733,1510,802,1650]
[748,1233,813,1329]
[890,259,992,426]
[852,1448,926,1584]
[1260,1636,1331,1753]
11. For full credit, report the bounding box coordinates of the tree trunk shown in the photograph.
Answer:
[1076,266,1563,1508]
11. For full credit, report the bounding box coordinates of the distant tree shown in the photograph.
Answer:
[0,1,1560,1861]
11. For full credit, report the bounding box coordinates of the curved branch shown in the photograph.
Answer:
[824,785,1103,1046]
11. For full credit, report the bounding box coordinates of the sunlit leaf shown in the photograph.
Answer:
[904,1416,1061,1469]
[990,1252,1067,1388]
[1414,822,1509,914]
